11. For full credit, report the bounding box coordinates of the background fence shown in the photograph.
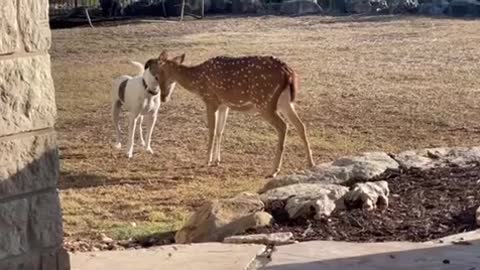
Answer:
[49,0,209,18]
[49,0,140,16]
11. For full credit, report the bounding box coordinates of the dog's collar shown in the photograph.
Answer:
[143,78,159,96]
[148,89,159,96]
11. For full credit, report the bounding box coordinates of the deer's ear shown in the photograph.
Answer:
[159,50,169,60]
[172,53,185,64]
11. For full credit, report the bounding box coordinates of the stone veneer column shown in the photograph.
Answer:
[0,0,69,269]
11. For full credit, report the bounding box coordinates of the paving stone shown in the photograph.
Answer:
[265,240,480,269]
[71,243,266,270]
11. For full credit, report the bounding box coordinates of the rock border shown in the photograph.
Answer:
[175,146,480,246]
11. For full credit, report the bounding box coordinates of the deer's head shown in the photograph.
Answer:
[145,50,185,102]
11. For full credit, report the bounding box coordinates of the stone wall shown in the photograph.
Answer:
[0,0,68,269]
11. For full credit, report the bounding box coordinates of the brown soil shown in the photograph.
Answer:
[249,164,480,242]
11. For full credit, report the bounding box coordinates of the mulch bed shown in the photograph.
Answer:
[247,164,480,242]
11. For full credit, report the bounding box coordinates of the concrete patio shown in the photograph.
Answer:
[70,230,480,270]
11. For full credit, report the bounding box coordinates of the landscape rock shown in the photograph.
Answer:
[253,211,274,227]
[259,173,310,193]
[346,0,374,13]
[418,0,449,15]
[344,181,389,210]
[175,192,267,244]
[371,0,389,12]
[232,0,263,13]
[280,0,323,15]
[388,0,419,13]
[261,183,349,219]
[224,232,295,245]
[448,0,480,17]
[261,152,398,192]
[394,147,480,170]
[100,233,114,244]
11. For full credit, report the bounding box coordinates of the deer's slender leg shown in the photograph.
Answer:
[277,90,315,168]
[261,111,288,178]
[214,105,229,165]
[206,102,219,166]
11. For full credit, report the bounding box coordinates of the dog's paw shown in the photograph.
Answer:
[146,147,154,154]
[114,142,122,149]
[127,152,133,159]
[140,140,146,147]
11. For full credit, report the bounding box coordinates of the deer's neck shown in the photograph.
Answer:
[167,64,202,93]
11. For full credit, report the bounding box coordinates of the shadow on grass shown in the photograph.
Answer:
[58,168,200,190]
[130,230,177,248]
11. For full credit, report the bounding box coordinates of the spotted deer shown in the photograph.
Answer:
[149,50,315,177]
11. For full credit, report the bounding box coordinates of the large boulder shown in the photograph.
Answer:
[232,0,264,13]
[448,0,480,17]
[418,0,449,15]
[175,192,272,244]
[344,181,389,210]
[100,0,121,17]
[279,0,323,15]
[261,183,349,219]
[388,0,419,13]
[210,0,233,13]
[346,0,374,13]
[261,152,399,192]
[393,147,480,170]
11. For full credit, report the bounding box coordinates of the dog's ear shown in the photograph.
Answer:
[159,50,169,60]
[144,59,153,70]
[172,53,185,64]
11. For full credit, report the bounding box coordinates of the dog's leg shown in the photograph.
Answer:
[145,112,157,154]
[138,115,146,147]
[126,114,139,159]
[112,100,122,149]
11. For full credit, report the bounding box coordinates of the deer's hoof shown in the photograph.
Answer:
[266,172,279,179]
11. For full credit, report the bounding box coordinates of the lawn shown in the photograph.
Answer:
[52,15,480,245]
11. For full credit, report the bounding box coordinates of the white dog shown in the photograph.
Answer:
[111,60,164,158]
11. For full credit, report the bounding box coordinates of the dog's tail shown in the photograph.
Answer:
[128,60,144,76]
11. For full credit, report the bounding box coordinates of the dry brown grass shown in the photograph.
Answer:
[53,15,480,242]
